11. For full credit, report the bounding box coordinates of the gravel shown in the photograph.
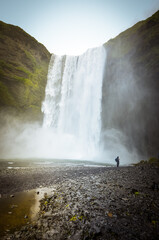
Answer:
[1,164,159,240]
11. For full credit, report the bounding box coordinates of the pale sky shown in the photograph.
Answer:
[0,0,159,55]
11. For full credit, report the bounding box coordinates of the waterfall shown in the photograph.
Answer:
[42,46,106,160]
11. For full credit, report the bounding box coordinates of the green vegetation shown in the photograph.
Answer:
[70,215,77,221]
[134,192,139,195]
[148,157,159,164]
[0,81,16,107]
[24,50,36,70]
[135,158,159,167]
[0,20,51,120]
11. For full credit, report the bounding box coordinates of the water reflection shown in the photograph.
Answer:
[0,187,54,237]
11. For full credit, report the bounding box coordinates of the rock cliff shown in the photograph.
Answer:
[0,21,51,120]
[102,10,159,157]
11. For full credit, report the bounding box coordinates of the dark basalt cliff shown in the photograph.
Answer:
[102,10,159,157]
[0,21,51,120]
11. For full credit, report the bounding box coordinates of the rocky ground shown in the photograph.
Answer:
[1,163,159,240]
[0,165,110,195]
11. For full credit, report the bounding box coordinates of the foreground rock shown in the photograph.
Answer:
[3,165,159,240]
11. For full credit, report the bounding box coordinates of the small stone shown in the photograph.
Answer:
[122,198,128,201]
[43,211,52,217]
[107,212,113,217]
[46,229,59,236]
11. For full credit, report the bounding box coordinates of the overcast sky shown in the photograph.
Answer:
[0,0,159,55]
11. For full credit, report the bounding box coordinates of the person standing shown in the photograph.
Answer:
[115,156,120,167]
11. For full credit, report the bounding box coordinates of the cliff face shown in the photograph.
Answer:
[0,21,51,120]
[102,10,159,157]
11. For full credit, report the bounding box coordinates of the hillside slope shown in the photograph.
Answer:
[102,10,159,157]
[0,21,51,119]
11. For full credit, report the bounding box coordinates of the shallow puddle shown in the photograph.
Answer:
[0,187,54,237]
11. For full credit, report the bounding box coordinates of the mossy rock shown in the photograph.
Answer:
[148,157,159,164]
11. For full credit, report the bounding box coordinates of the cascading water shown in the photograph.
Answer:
[42,46,106,160]
[0,45,140,164]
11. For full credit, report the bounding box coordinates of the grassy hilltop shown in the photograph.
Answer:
[0,21,51,120]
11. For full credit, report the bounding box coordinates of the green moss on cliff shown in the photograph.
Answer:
[0,20,51,119]
[0,81,16,107]
[23,49,36,70]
